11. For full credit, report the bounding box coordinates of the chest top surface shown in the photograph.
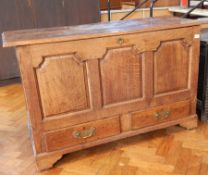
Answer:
[2,17,200,48]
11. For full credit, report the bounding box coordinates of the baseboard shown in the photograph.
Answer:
[0,77,21,87]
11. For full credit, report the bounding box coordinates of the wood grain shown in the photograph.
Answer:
[45,116,121,152]
[137,0,180,7]
[2,17,201,48]
[132,100,190,129]
[0,0,21,80]
[2,17,201,171]
[36,54,89,117]
[0,84,205,175]
[179,116,198,130]
[100,47,143,105]
[0,0,100,80]
[101,7,172,22]
[16,46,43,154]
[154,40,189,95]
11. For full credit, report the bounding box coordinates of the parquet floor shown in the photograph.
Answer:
[1,84,208,175]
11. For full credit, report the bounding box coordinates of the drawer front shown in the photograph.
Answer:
[132,101,190,130]
[45,116,120,152]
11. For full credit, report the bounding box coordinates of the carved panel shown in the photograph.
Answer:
[36,54,89,117]
[100,47,143,106]
[154,40,190,95]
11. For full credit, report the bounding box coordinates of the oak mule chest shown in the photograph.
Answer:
[2,17,200,171]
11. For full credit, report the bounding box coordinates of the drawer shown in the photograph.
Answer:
[132,101,190,130]
[45,116,120,152]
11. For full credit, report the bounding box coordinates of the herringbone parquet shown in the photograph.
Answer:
[1,84,208,175]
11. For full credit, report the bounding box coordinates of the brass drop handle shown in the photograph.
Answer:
[154,111,171,120]
[72,127,96,139]
[163,111,171,118]
[117,38,125,45]
[154,112,161,120]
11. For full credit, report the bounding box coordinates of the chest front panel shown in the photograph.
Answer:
[100,46,143,106]
[36,54,90,117]
[30,27,198,131]
[154,40,190,95]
